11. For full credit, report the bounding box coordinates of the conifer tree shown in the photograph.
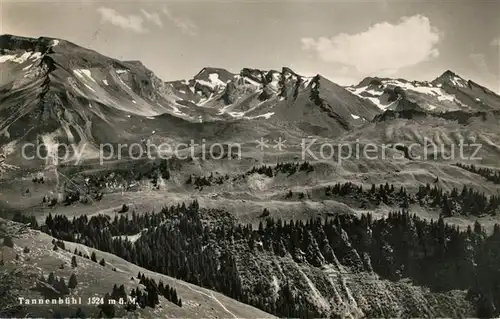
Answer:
[68,273,78,289]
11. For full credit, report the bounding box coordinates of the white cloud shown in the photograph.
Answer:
[141,9,163,28]
[301,38,316,51]
[97,7,148,33]
[301,15,441,75]
[491,37,500,46]
[162,6,198,36]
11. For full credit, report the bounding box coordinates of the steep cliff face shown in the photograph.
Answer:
[213,214,475,318]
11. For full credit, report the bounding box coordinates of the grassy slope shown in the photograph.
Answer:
[1,219,275,318]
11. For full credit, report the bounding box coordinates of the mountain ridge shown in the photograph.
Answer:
[1,33,499,166]
[4,34,498,94]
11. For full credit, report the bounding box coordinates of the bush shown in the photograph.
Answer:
[3,237,14,248]
[75,308,85,318]
[47,272,55,285]
[119,204,129,213]
[68,273,78,289]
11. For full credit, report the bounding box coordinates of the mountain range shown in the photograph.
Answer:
[2,34,500,163]
[2,34,500,318]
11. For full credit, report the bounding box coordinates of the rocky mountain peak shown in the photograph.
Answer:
[193,67,234,84]
[432,69,468,88]
[355,76,384,88]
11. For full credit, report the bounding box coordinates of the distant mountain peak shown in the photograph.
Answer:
[123,60,145,67]
[194,67,232,77]
[354,76,384,88]
[432,70,468,88]
[281,66,301,77]
[435,69,463,81]
[440,69,457,77]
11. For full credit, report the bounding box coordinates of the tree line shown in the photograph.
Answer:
[187,161,314,190]
[323,181,500,216]
[455,162,500,184]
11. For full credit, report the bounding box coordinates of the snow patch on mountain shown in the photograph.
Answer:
[366,96,394,110]
[0,51,38,64]
[196,79,215,89]
[73,69,97,83]
[12,52,33,64]
[268,72,280,91]
[84,83,96,92]
[228,111,246,118]
[194,73,228,91]
[198,93,214,106]
[243,112,274,120]
[30,52,42,61]
[117,76,132,90]
[449,76,467,88]
[302,77,313,88]
[347,86,395,110]
[235,75,261,88]
[348,78,467,111]
[245,112,275,120]
[209,73,226,87]
[0,55,16,63]
[170,103,189,117]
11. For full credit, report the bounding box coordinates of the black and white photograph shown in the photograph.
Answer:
[1,0,500,318]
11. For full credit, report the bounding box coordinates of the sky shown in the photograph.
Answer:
[1,0,499,92]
